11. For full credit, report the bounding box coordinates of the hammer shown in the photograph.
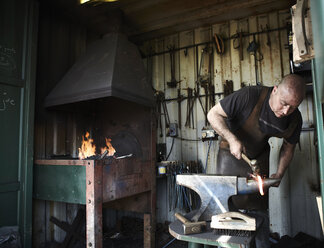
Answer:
[241,153,260,175]
[175,213,206,234]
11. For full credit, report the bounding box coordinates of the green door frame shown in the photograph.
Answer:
[19,0,38,246]
[0,0,38,247]
[310,0,324,222]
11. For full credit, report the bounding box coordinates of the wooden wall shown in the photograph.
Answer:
[141,10,322,238]
[33,3,88,246]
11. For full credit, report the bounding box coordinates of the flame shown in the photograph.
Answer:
[100,138,116,156]
[251,174,264,196]
[78,132,96,159]
[78,132,116,159]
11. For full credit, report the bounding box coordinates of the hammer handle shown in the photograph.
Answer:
[175,213,190,224]
[241,153,252,165]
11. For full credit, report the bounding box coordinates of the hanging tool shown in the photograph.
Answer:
[177,89,183,129]
[233,31,248,61]
[265,24,271,47]
[184,87,194,128]
[239,31,243,60]
[196,45,213,126]
[175,213,207,235]
[200,81,209,126]
[155,91,170,137]
[167,45,180,88]
[247,35,263,85]
[213,34,225,54]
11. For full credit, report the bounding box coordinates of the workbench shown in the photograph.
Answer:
[34,157,155,248]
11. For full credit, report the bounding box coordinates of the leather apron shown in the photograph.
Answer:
[216,87,298,210]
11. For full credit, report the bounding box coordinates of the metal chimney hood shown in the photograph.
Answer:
[45,33,154,107]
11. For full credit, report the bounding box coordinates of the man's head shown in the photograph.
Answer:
[269,74,306,118]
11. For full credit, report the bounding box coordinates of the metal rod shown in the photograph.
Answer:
[142,26,289,58]
[163,92,223,102]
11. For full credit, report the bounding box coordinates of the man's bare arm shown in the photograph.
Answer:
[207,103,243,159]
[271,140,296,185]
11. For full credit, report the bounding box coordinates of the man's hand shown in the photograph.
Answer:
[228,137,243,160]
[270,173,282,187]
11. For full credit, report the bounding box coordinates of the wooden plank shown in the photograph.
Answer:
[86,160,103,248]
[164,34,182,161]
[212,23,223,93]
[229,20,241,91]
[149,109,156,248]
[258,14,272,86]
[219,22,232,83]
[32,199,46,247]
[102,160,151,202]
[278,10,291,76]
[127,0,294,35]
[46,201,54,243]
[248,15,259,85]
[268,12,282,86]
[238,18,253,86]
[179,30,198,161]
[143,213,152,248]
[53,202,67,243]
[152,38,165,144]
[194,27,211,173]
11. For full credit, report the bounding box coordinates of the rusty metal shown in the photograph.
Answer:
[86,160,103,248]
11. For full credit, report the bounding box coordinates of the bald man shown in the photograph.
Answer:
[207,74,305,247]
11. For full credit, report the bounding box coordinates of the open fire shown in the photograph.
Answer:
[78,132,116,159]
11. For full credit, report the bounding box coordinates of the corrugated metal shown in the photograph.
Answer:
[145,10,322,238]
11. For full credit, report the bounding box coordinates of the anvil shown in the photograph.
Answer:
[176,174,280,222]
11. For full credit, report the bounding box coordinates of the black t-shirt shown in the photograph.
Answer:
[220,86,302,144]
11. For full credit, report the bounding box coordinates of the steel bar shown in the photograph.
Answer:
[142,26,289,58]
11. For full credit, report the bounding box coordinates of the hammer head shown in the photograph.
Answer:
[182,221,206,234]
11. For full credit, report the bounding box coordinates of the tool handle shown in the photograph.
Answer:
[241,153,251,165]
[175,213,190,224]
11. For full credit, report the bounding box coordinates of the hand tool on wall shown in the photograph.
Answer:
[177,89,183,129]
[167,45,180,88]
[241,153,260,175]
[176,174,281,222]
[175,213,207,235]
[155,91,170,137]
[247,35,263,85]
[213,34,225,54]
[200,81,209,126]
[184,87,194,128]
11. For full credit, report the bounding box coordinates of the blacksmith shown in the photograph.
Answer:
[207,74,306,247]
